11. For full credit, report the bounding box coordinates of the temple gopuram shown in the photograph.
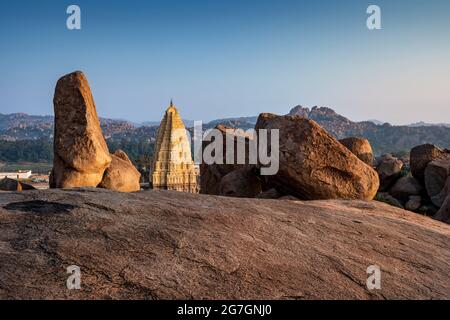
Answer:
[150,101,199,193]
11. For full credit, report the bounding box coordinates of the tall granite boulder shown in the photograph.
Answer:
[219,167,262,198]
[50,71,111,189]
[425,155,450,206]
[98,150,141,193]
[255,113,379,200]
[200,125,256,195]
[339,137,375,166]
[376,154,404,191]
[410,144,444,183]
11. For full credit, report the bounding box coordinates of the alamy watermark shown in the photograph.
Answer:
[66,5,381,31]
[170,121,281,175]
[66,5,81,30]
[367,5,382,30]
[66,265,81,290]
[366,265,381,290]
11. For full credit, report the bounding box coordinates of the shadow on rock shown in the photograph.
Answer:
[3,200,76,214]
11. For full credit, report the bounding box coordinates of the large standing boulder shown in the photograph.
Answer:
[389,176,423,202]
[339,137,375,166]
[425,155,450,206]
[410,144,444,183]
[255,113,379,200]
[200,125,255,195]
[98,150,141,193]
[376,154,404,191]
[219,167,262,198]
[50,71,111,189]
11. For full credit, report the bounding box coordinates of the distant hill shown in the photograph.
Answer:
[368,119,385,126]
[1,107,449,156]
[0,113,137,141]
[408,121,450,128]
[288,106,450,155]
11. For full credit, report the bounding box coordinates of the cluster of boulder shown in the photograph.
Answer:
[200,114,450,225]
[49,71,141,192]
[200,113,380,201]
[375,144,450,224]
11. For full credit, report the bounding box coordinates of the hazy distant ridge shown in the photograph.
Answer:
[1,108,449,155]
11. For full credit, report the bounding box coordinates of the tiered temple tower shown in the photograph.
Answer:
[150,101,199,193]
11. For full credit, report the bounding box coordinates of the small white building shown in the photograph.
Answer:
[0,170,32,180]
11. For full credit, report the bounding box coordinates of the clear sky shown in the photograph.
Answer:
[0,0,449,124]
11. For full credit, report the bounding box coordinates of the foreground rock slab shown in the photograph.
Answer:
[0,189,449,300]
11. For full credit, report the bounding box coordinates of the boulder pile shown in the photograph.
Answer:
[200,125,259,197]
[199,114,449,225]
[200,113,380,201]
[374,144,450,224]
[50,71,140,192]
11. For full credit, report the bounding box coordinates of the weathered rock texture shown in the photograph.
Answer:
[410,144,444,183]
[0,189,449,300]
[255,114,379,200]
[376,154,404,191]
[425,156,450,206]
[389,176,423,202]
[219,167,262,198]
[434,195,450,224]
[200,125,255,195]
[339,137,375,166]
[405,195,422,212]
[98,150,141,193]
[431,177,450,209]
[50,71,111,189]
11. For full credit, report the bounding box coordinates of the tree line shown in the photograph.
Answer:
[0,138,155,172]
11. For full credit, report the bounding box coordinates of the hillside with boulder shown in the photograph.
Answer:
[373,145,450,223]
[1,105,449,159]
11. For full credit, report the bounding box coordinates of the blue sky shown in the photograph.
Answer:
[0,0,449,124]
